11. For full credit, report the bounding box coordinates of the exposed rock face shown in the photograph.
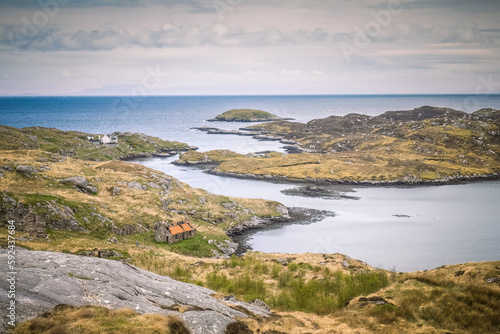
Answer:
[0,250,270,334]
[16,165,38,177]
[60,176,98,194]
[128,181,147,190]
[219,240,238,256]
[110,186,121,196]
[274,204,289,218]
[227,215,283,236]
[4,204,47,238]
[111,223,147,236]
[76,249,123,258]
[0,193,85,237]
[250,299,271,312]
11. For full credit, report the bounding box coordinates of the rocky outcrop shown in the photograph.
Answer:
[216,240,239,256]
[60,176,98,194]
[110,186,121,196]
[227,215,289,236]
[0,250,270,334]
[230,208,335,255]
[16,165,38,177]
[128,181,147,190]
[0,193,85,237]
[111,223,148,236]
[76,249,123,258]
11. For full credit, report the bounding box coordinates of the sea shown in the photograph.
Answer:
[1,94,500,271]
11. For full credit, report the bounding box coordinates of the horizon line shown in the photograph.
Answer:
[2,93,500,98]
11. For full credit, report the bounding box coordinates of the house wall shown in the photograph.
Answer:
[153,221,197,244]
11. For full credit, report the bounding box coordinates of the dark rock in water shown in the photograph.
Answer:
[0,250,270,334]
[281,185,360,200]
[16,165,38,177]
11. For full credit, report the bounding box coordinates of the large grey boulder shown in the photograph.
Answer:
[128,181,147,190]
[60,176,98,194]
[0,250,270,333]
[16,165,38,177]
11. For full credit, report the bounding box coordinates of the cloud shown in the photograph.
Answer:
[0,24,343,51]
[1,20,495,52]
[343,21,493,45]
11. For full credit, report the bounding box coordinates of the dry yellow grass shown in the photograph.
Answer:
[10,305,189,334]
[0,149,284,257]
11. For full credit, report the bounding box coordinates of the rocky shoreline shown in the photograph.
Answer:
[172,155,500,187]
[120,146,198,161]
[228,207,335,256]
[191,126,305,153]
[209,169,500,187]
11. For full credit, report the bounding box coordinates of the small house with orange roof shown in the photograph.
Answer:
[154,219,196,244]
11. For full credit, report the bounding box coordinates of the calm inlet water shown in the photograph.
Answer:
[2,95,500,271]
[135,157,500,272]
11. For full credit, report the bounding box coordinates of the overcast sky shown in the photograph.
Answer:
[0,0,499,95]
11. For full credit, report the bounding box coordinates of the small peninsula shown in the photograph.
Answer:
[184,106,500,185]
[208,109,292,122]
[0,125,196,161]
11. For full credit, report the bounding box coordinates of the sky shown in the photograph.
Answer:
[0,0,499,96]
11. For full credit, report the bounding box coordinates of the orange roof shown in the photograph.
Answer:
[169,225,185,235]
[180,223,193,232]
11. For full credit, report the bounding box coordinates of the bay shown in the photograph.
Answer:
[2,94,500,271]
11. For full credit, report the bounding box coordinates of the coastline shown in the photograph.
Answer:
[227,207,335,256]
[206,167,500,187]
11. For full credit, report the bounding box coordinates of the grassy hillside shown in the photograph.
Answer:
[210,109,284,122]
[179,106,500,183]
[0,125,192,161]
[0,149,284,257]
[9,249,500,333]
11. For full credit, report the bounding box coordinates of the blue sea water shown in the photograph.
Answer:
[1,95,500,270]
[2,95,500,152]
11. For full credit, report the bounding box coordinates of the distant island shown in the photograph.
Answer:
[207,109,294,122]
[185,106,500,185]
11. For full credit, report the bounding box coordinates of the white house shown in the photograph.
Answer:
[99,134,118,145]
